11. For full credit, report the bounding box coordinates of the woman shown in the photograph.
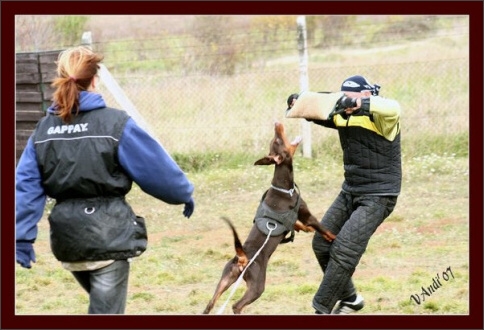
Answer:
[15,46,195,314]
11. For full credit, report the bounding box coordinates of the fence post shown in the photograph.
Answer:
[81,31,92,46]
[97,64,153,134]
[297,16,312,158]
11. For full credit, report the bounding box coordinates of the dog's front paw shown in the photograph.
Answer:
[323,230,336,242]
[294,220,315,233]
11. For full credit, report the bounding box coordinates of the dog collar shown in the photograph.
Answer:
[270,184,296,197]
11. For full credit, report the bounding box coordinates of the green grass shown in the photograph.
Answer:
[171,130,469,173]
[14,17,470,316]
[15,153,469,315]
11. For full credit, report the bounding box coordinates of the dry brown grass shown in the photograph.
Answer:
[15,15,470,318]
[16,154,469,315]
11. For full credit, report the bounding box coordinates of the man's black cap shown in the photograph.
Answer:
[286,93,299,111]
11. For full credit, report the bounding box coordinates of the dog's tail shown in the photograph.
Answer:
[221,217,248,269]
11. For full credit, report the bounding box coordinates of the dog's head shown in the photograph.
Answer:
[254,121,301,166]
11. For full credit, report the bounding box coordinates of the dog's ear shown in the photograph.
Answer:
[289,136,302,156]
[254,155,280,165]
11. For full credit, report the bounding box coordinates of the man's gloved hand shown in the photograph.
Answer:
[338,95,358,109]
[286,93,299,111]
[183,197,195,219]
[327,103,347,121]
[16,241,36,269]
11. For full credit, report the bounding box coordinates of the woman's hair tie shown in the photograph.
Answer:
[69,76,77,82]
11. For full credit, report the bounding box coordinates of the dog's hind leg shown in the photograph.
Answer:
[231,259,268,314]
[203,259,241,314]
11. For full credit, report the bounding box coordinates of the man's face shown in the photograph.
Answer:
[341,90,371,114]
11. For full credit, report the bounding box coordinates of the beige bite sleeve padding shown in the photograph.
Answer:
[285,91,343,120]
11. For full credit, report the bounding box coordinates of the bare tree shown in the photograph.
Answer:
[15,16,57,52]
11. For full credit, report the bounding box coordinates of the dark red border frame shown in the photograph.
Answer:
[2,2,482,330]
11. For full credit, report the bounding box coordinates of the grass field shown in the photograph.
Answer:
[15,151,469,315]
[14,15,470,318]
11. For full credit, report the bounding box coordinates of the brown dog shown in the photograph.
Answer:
[203,121,335,314]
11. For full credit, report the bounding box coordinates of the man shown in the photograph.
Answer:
[288,75,402,314]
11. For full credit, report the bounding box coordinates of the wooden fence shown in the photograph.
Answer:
[15,50,60,164]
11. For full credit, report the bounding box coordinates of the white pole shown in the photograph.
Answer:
[296,16,311,158]
[80,31,154,136]
[97,64,153,134]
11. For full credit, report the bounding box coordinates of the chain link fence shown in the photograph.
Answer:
[98,61,468,159]
[89,16,469,158]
